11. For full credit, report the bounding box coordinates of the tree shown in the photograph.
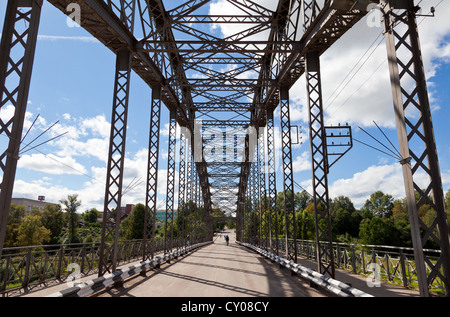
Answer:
[330,196,356,216]
[60,194,81,244]
[123,203,146,240]
[332,208,361,238]
[16,215,51,247]
[82,208,100,224]
[359,217,397,245]
[41,204,64,244]
[362,191,394,218]
[445,189,450,213]
[4,204,26,247]
[295,190,312,211]
[296,209,315,240]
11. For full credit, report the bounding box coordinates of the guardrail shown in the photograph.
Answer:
[237,241,373,297]
[259,238,444,294]
[47,241,212,297]
[0,237,193,295]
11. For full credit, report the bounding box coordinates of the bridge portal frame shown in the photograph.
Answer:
[0,0,449,296]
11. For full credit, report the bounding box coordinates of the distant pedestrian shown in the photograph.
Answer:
[225,235,229,246]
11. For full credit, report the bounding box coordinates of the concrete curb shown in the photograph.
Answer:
[46,241,213,297]
[237,241,373,298]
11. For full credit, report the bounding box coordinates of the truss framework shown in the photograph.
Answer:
[382,0,450,296]
[0,0,448,296]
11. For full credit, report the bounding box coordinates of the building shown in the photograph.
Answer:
[120,204,135,219]
[11,197,58,213]
[155,209,178,222]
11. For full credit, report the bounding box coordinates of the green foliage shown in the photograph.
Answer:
[16,215,51,246]
[296,209,315,240]
[361,190,394,218]
[82,208,100,224]
[122,203,146,240]
[60,194,81,244]
[41,204,64,244]
[359,216,397,245]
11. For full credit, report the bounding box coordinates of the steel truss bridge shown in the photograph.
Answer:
[0,0,449,297]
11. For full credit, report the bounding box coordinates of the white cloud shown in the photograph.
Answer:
[287,1,450,130]
[37,35,99,43]
[18,153,87,175]
[293,151,311,173]
[321,162,450,208]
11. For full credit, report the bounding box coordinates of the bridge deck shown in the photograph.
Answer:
[14,229,419,298]
[97,230,325,298]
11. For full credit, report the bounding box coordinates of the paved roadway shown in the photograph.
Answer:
[97,229,326,297]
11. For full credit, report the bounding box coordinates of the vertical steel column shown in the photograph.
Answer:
[143,84,162,261]
[186,149,193,246]
[98,0,136,277]
[305,51,335,278]
[178,130,186,248]
[250,141,258,245]
[258,127,268,250]
[0,0,42,257]
[267,110,278,255]
[279,86,297,262]
[164,111,177,254]
[383,0,450,296]
[98,48,133,276]
[302,0,320,31]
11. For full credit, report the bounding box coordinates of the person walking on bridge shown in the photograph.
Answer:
[225,235,229,246]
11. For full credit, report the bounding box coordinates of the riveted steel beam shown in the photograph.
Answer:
[383,0,450,296]
[0,0,42,257]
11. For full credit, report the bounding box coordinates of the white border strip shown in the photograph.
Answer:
[47,241,212,297]
[237,241,373,297]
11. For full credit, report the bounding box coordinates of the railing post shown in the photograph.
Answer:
[351,246,357,273]
[400,250,408,288]
[57,245,64,280]
[22,248,32,289]
[362,249,366,274]
[385,254,391,281]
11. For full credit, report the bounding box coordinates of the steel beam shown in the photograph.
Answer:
[143,84,162,261]
[98,48,133,276]
[383,0,450,296]
[98,0,136,277]
[164,110,177,254]
[266,110,279,255]
[258,129,268,250]
[279,86,297,262]
[178,130,187,247]
[305,51,335,278]
[0,0,42,257]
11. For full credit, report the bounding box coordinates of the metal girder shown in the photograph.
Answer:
[98,0,136,277]
[0,0,42,258]
[164,111,177,254]
[258,125,268,251]
[2,0,446,298]
[178,130,187,248]
[382,0,450,296]
[266,110,278,255]
[143,84,162,261]
[98,48,133,276]
[279,86,297,263]
[305,51,335,278]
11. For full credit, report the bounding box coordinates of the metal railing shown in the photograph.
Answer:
[3,236,445,295]
[271,238,444,295]
[0,237,186,295]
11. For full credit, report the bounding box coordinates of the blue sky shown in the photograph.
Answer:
[1,0,449,212]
